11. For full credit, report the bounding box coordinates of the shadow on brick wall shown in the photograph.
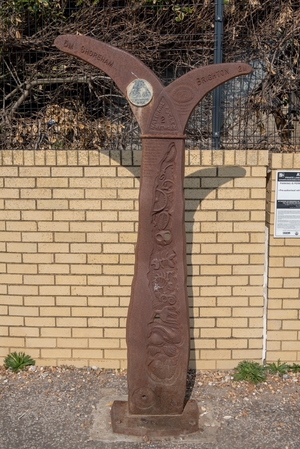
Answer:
[185,166,246,371]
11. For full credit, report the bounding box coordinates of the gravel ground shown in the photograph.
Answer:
[0,365,300,449]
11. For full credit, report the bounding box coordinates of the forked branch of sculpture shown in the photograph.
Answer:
[55,34,252,437]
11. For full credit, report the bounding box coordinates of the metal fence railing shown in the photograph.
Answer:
[1,0,300,152]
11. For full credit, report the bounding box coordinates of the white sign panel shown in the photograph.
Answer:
[274,170,300,238]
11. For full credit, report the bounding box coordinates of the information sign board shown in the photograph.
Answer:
[274,170,300,238]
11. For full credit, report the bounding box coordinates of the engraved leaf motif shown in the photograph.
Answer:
[155,211,169,230]
[164,144,176,163]
[150,249,176,270]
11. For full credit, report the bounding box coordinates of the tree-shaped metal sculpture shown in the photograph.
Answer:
[55,34,251,437]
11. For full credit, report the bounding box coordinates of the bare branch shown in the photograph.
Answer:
[9,75,110,116]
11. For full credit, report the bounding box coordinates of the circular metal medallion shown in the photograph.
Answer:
[127,79,153,107]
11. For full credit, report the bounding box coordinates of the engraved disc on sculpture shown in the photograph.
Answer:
[131,386,156,409]
[127,79,153,107]
[171,86,194,104]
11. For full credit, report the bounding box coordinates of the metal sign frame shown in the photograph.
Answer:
[274,170,300,238]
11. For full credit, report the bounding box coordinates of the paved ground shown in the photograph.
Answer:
[1,366,300,449]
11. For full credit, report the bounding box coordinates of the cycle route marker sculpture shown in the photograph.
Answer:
[55,34,251,437]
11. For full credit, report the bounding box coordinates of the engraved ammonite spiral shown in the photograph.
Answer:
[131,386,156,410]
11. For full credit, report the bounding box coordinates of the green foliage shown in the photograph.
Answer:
[4,351,35,373]
[233,361,267,384]
[234,359,300,384]
[136,0,193,22]
[141,0,169,5]
[0,0,63,30]
[288,363,300,373]
[19,0,50,14]
[172,5,193,22]
[266,359,289,376]
[76,0,99,6]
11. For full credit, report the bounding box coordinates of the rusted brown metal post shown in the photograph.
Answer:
[55,34,252,437]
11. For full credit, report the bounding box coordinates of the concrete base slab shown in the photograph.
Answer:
[90,389,219,444]
[111,399,199,437]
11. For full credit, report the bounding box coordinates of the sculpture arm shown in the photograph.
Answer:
[165,62,252,131]
[54,35,164,130]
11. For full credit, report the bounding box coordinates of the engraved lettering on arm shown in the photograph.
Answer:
[64,40,74,50]
[196,68,230,86]
[80,46,114,67]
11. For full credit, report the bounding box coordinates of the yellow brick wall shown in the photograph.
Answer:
[0,149,270,369]
[187,150,268,369]
[266,153,300,363]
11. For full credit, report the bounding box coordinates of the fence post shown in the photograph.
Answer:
[212,0,224,149]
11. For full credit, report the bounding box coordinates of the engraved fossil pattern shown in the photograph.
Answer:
[147,143,182,383]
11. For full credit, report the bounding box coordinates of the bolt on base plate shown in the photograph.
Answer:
[111,399,200,437]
